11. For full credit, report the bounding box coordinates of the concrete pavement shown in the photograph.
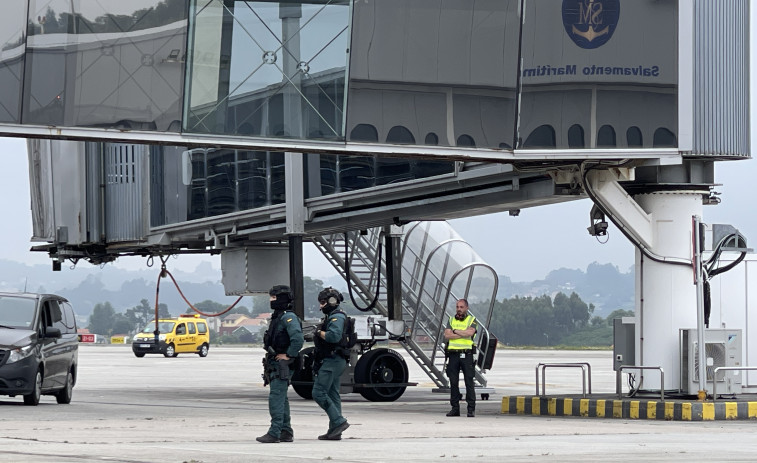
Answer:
[1,346,755,462]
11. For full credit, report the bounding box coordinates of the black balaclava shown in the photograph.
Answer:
[270,285,293,312]
[271,295,290,312]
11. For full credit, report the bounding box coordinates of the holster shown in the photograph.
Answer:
[277,358,294,381]
[262,355,273,387]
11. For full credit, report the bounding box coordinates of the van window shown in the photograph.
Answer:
[197,322,208,334]
[46,300,66,333]
[176,323,187,335]
[61,301,77,334]
[0,296,36,329]
[188,322,196,335]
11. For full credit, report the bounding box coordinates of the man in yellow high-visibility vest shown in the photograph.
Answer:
[443,298,478,417]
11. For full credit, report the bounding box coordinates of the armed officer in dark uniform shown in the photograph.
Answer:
[256,285,304,444]
[312,287,350,440]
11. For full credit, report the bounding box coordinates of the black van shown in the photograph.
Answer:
[0,292,79,405]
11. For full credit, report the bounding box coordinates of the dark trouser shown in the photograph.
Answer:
[446,350,476,413]
[312,356,347,431]
[267,377,292,437]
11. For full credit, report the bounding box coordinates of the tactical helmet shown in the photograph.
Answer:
[318,287,343,307]
[269,285,294,302]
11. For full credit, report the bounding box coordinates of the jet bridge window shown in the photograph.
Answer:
[0,0,27,123]
[347,0,519,150]
[22,0,187,131]
[184,0,349,140]
[627,127,644,148]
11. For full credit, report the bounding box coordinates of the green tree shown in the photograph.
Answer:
[111,314,133,336]
[87,302,116,336]
[125,299,153,331]
[251,294,270,316]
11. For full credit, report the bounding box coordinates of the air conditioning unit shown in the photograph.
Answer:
[680,329,742,395]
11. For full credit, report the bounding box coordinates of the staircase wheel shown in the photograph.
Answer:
[354,348,408,402]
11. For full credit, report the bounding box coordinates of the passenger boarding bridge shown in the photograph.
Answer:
[3,1,754,396]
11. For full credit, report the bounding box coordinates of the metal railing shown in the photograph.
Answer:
[535,363,592,398]
[712,366,757,401]
[616,366,665,401]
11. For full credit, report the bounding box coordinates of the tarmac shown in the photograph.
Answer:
[1,346,756,463]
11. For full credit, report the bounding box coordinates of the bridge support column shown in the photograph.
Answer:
[385,225,403,321]
[633,192,703,390]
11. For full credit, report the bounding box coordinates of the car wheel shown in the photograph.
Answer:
[134,352,145,358]
[198,344,209,357]
[56,370,74,404]
[23,370,42,406]
[163,343,176,358]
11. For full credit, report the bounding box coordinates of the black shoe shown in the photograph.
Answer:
[325,421,350,439]
[318,432,342,440]
[446,409,460,417]
[467,411,475,417]
[256,433,280,443]
[280,430,294,442]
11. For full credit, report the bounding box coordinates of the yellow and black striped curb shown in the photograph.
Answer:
[501,396,757,421]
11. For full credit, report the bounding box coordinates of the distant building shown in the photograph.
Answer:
[219,313,251,336]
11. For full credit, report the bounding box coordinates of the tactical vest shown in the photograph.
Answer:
[447,314,476,351]
[265,311,293,354]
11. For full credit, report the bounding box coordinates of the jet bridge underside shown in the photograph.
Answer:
[28,140,578,264]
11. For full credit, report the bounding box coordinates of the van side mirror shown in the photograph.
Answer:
[45,327,62,338]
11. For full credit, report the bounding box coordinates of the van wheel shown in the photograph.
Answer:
[163,343,176,358]
[56,370,74,404]
[198,344,209,357]
[134,352,145,358]
[23,370,42,406]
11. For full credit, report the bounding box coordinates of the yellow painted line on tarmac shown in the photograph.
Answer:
[749,402,757,419]
[682,402,692,421]
[702,402,714,421]
[612,400,623,418]
[647,401,657,420]
[531,397,541,415]
[580,399,590,417]
[725,402,738,420]
[596,400,606,418]
[548,398,557,416]
[664,402,675,420]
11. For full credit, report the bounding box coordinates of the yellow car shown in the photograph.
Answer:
[131,315,210,358]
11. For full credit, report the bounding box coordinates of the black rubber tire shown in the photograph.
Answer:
[56,370,74,404]
[354,348,408,402]
[163,343,177,358]
[198,344,209,357]
[291,347,314,400]
[23,369,42,406]
[134,352,145,358]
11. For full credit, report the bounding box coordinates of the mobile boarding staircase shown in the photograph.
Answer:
[313,221,499,399]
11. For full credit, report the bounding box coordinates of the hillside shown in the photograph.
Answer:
[0,259,633,321]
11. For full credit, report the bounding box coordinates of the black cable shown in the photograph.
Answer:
[344,231,382,313]
[581,162,692,267]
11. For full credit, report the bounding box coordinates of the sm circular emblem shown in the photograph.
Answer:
[562,0,620,49]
